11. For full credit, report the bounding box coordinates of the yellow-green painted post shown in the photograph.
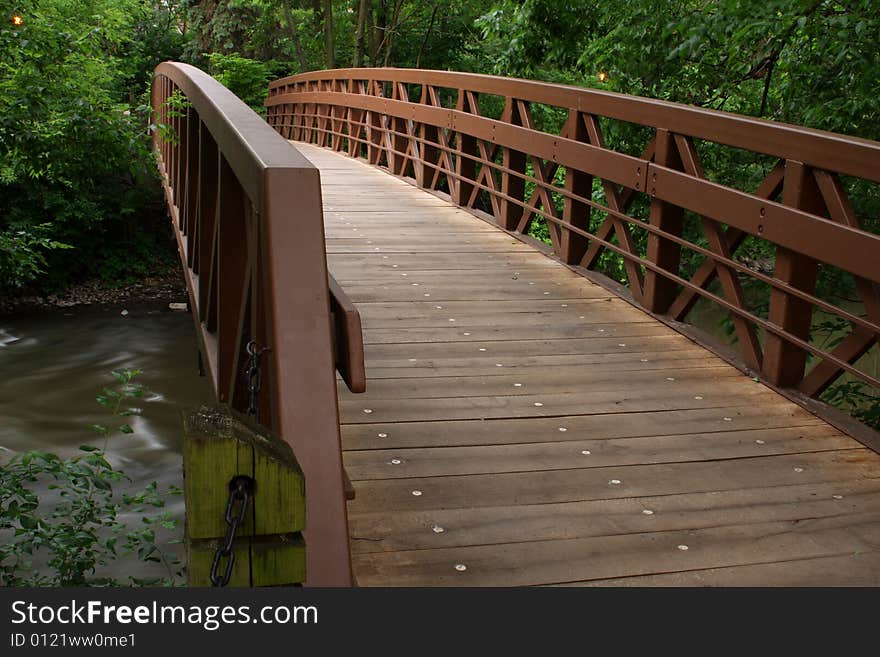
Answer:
[182,405,306,586]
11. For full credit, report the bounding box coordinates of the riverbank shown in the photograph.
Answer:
[0,261,188,317]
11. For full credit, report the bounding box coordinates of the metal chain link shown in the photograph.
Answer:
[245,340,269,422]
[209,475,255,587]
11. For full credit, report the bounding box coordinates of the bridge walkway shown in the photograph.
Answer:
[297,142,880,586]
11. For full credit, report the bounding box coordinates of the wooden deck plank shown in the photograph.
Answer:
[349,479,880,553]
[359,323,671,344]
[351,514,880,586]
[359,335,701,361]
[560,553,880,586]
[327,252,563,271]
[346,450,879,512]
[292,141,880,587]
[341,404,825,450]
[342,366,743,402]
[357,356,729,379]
[338,383,773,424]
[343,425,854,481]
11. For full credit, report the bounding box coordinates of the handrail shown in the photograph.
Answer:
[269,68,880,184]
[265,67,880,397]
[151,62,352,586]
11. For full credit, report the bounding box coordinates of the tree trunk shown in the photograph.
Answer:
[377,0,404,68]
[324,0,335,68]
[370,1,385,64]
[354,0,368,67]
[415,2,440,68]
[282,1,310,71]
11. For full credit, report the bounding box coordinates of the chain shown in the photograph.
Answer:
[245,340,269,422]
[209,475,255,587]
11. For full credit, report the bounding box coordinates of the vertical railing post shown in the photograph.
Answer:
[763,159,822,387]
[500,98,527,231]
[453,90,479,207]
[367,81,384,166]
[197,123,219,310]
[560,110,592,264]
[215,158,248,404]
[172,84,183,215]
[418,85,441,191]
[643,128,685,313]
[184,109,200,268]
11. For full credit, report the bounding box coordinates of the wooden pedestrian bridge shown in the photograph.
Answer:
[151,62,880,587]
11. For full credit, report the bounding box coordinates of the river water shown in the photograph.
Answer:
[0,306,212,584]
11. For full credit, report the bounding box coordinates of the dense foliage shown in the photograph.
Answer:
[3,0,877,294]
[0,1,185,293]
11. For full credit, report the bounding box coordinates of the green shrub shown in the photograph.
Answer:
[206,52,271,112]
[0,370,182,587]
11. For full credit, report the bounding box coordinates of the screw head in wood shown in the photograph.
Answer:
[454,564,467,571]
[411,490,423,496]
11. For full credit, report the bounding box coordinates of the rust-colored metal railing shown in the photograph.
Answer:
[151,62,357,586]
[266,68,880,399]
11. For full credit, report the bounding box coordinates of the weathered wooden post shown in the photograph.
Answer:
[182,405,306,586]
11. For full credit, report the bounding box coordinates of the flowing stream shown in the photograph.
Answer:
[0,306,212,584]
